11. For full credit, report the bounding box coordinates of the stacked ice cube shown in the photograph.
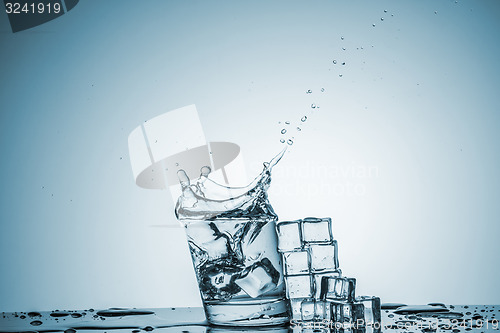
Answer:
[276,217,381,327]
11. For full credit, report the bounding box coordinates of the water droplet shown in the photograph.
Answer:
[384,9,388,13]
[200,166,211,177]
[333,60,337,64]
[306,89,312,94]
[321,88,325,92]
[30,320,43,326]
[301,116,307,122]
[175,163,179,167]
[20,315,26,319]
[434,11,438,14]
[287,139,293,145]
[339,74,343,77]
[144,326,154,331]
[381,17,384,21]
[280,139,285,143]
[28,312,41,318]
[65,329,76,333]
[311,104,316,109]
[342,47,346,51]
[341,36,344,40]
[297,127,301,131]
[71,313,82,318]
[285,121,290,125]
[281,129,287,134]
[119,157,122,160]
[372,24,376,27]
[342,62,346,65]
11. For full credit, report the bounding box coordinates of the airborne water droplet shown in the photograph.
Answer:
[384,9,388,13]
[341,36,344,40]
[381,17,384,21]
[321,88,325,92]
[281,129,287,134]
[175,163,179,167]
[372,24,376,27]
[200,166,211,177]
[333,60,337,64]
[306,89,312,94]
[301,116,307,122]
[311,104,316,109]
[280,139,285,143]
[30,320,42,326]
[285,121,290,125]
[287,139,293,145]
[339,74,343,77]
[342,62,346,65]
[297,127,301,131]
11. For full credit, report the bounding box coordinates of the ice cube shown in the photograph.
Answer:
[301,217,333,243]
[198,257,244,301]
[202,234,231,260]
[283,250,310,276]
[320,276,356,302]
[329,296,381,328]
[330,302,354,324]
[234,258,280,298]
[185,221,220,244]
[312,271,342,298]
[284,274,313,298]
[301,299,316,321]
[276,220,302,252]
[353,296,381,326]
[300,299,331,321]
[289,298,303,321]
[308,242,339,272]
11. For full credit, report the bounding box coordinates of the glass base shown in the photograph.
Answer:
[204,296,289,326]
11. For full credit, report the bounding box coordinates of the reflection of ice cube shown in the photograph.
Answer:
[309,242,339,272]
[234,258,279,298]
[353,296,381,326]
[313,271,342,299]
[285,275,313,298]
[320,276,356,302]
[276,221,302,252]
[301,217,333,243]
[283,250,310,275]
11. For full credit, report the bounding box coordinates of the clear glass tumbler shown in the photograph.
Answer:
[181,217,289,326]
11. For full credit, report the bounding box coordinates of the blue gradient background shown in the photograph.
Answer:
[1,0,499,311]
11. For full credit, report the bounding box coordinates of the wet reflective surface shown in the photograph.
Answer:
[0,304,498,333]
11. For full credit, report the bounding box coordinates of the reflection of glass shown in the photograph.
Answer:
[207,326,289,333]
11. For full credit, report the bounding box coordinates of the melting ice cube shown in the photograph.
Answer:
[234,258,280,298]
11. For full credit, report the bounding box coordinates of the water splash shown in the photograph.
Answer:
[175,149,286,221]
